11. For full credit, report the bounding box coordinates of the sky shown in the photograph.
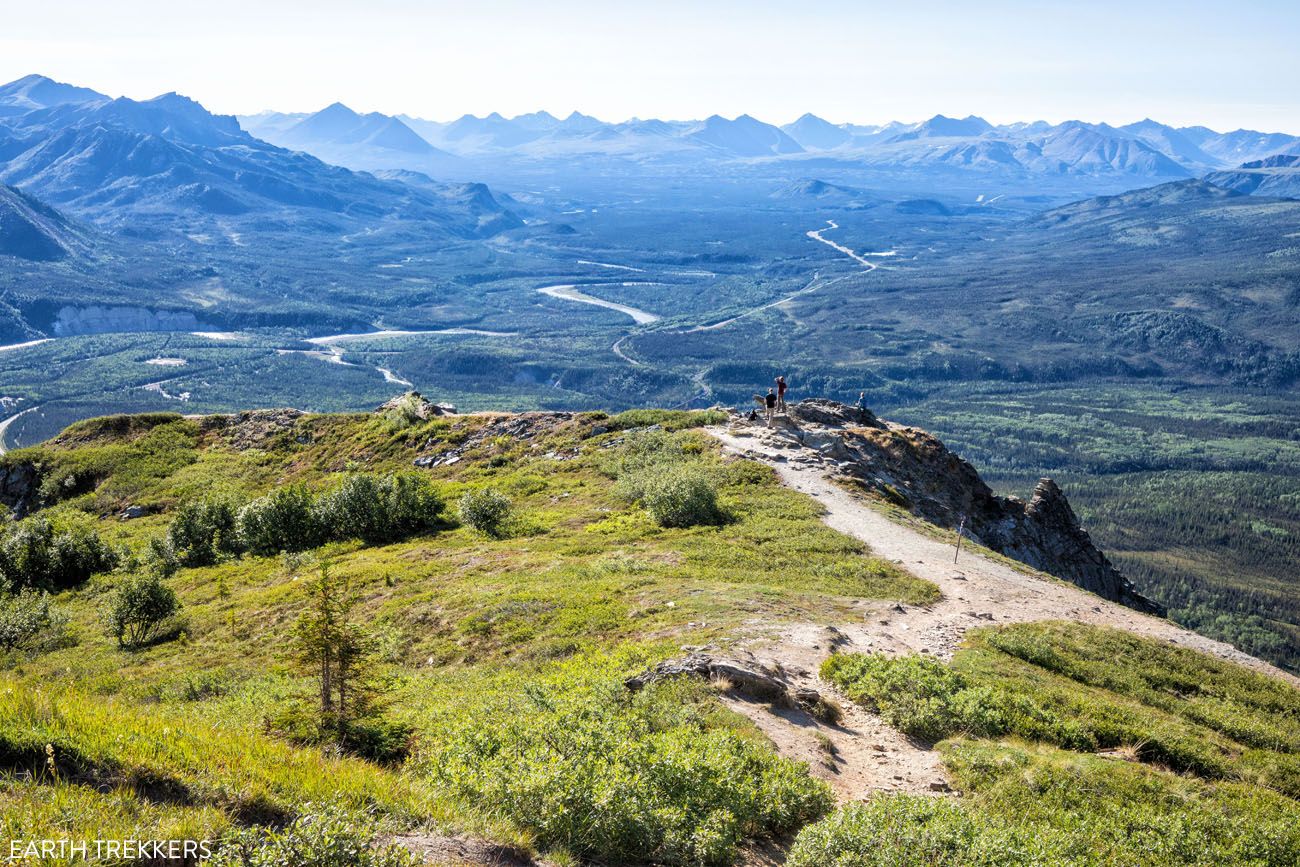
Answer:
[2,0,1298,132]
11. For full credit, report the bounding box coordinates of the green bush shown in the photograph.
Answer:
[315,473,443,545]
[167,496,244,566]
[458,488,512,537]
[419,665,832,865]
[603,428,693,480]
[208,803,419,867]
[104,572,181,648]
[266,704,413,766]
[604,429,724,527]
[822,652,977,743]
[640,465,723,528]
[0,588,70,652]
[0,516,118,592]
[788,797,989,867]
[238,485,323,556]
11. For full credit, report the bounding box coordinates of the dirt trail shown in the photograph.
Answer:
[705,419,1299,804]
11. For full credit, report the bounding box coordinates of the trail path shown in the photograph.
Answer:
[705,420,1299,803]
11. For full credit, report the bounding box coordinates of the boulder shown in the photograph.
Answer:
[624,653,834,718]
[0,458,40,518]
[376,391,455,421]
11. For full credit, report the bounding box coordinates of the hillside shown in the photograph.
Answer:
[0,183,84,261]
[1,398,1297,865]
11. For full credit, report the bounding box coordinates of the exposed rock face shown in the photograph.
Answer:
[751,399,1162,615]
[0,458,40,517]
[51,305,208,336]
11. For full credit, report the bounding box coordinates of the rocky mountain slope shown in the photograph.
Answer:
[1205,154,1300,198]
[0,183,86,261]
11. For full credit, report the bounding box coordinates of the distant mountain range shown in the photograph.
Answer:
[1204,154,1300,198]
[238,100,1300,186]
[0,75,520,240]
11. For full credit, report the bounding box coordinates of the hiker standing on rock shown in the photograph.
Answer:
[776,375,788,413]
[764,388,777,425]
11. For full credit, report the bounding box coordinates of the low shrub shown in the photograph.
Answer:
[168,497,244,566]
[458,489,512,537]
[604,429,724,528]
[104,572,181,649]
[788,796,990,867]
[207,803,419,867]
[602,428,693,480]
[418,663,832,865]
[238,486,322,556]
[315,473,443,545]
[0,588,71,653]
[822,652,978,743]
[639,465,724,528]
[0,516,118,592]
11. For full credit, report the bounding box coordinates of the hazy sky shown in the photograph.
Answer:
[3,0,1298,132]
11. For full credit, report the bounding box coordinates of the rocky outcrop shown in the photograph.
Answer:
[625,653,839,722]
[199,408,308,451]
[376,391,456,421]
[0,458,40,518]
[742,399,1162,615]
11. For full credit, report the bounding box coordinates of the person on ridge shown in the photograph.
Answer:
[764,388,777,425]
[855,391,868,412]
[776,375,788,413]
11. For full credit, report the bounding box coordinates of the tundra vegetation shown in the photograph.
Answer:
[0,406,1296,864]
[0,409,934,864]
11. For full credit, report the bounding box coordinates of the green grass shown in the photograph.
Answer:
[1,408,929,860]
[789,741,1300,867]
[0,673,443,853]
[824,622,1300,794]
[813,622,1300,866]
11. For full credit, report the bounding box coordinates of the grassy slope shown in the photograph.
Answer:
[6,406,1300,865]
[813,621,1300,866]
[1,408,931,862]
